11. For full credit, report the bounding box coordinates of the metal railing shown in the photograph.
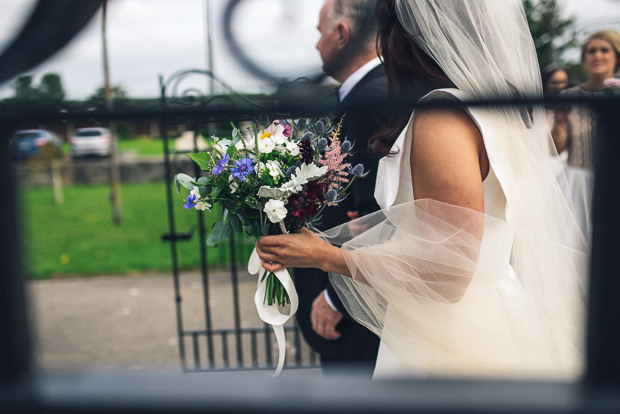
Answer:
[1,91,620,413]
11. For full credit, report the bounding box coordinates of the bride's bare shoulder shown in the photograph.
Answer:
[412,106,482,145]
[410,106,489,212]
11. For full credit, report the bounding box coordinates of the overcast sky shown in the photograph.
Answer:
[1,0,619,101]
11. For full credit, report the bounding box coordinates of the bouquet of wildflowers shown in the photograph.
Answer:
[174,117,367,307]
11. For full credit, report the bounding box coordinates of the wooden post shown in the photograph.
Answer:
[102,0,122,225]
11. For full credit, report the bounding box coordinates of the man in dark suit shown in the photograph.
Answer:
[294,0,389,377]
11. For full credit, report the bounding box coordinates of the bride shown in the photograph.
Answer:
[257,0,589,379]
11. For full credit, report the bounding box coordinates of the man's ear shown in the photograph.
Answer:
[336,22,350,50]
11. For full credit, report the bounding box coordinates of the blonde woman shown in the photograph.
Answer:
[553,29,620,241]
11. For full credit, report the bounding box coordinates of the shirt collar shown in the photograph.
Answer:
[338,57,382,102]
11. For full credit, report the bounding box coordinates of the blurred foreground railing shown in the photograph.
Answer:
[1,92,620,412]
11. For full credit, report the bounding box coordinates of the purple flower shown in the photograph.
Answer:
[231,157,254,181]
[183,193,198,210]
[213,155,229,175]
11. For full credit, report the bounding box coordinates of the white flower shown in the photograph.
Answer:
[266,160,285,180]
[194,200,211,211]
[274,145,287,154]
[235,140,246,150]
[190,187,211,211]
[258,137,275,154]
[215,143,229,154]
[255,162,266,175]
[264,199,287,223]
[228,175,239,194]
[190,187,201,197]
[261,122,287,145]
[286,141,300,156]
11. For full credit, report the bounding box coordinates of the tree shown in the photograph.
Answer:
[522,0,579,70]
[11,72,66,105]
[13,75,38,100]
[88,85,128,108]
[38,73,66,101]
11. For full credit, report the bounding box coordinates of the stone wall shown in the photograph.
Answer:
[12,156,197,188]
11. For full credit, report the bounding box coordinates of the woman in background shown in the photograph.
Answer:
[552,29,620,241]
[541,63,570,129]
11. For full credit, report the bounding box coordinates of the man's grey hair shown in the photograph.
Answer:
[329,0,378,51]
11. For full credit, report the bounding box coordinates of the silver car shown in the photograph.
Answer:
[70,127,111,157]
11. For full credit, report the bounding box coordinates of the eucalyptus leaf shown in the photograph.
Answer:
[197,177,210,185]
[175,173,196,191]
[207,222,232,246]
[230,214,243,234]
[232,128,241,145]
[198,186,211,198]
[222,208,229,223]
[188,153,213,171]
[174,175,181,194]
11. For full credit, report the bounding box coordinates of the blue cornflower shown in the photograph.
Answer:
[213,155,229,175]
[231,157,254,181]
[183,193,198,210]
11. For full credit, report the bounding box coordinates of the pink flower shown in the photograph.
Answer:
[604,77,620,89]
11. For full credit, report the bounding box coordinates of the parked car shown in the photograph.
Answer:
[9,129,62,160]
[70,127,111,158]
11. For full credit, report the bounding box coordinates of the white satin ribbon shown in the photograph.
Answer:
[248,247,299,378]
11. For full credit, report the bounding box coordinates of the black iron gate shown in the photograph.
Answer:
[159,70,319,372]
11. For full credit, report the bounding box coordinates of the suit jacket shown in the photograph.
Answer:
[294,64,390,361]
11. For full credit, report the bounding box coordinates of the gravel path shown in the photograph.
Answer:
[27,270,320,378]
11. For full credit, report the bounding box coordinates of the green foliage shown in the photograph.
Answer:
[19,182,254,279]
[9,73,66,110]
[88,84,129,109]
[522,0,580,70]
[39,73,66,101]
[115,121,134,140]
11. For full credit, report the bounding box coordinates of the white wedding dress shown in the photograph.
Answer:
[372,89,513,378]
[325,89,587,380]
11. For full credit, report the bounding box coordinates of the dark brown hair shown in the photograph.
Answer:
[369,0,455,156]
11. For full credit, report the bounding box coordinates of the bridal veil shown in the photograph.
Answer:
[324,0,589,379]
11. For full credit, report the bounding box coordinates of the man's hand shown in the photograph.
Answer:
[311,291,343,340]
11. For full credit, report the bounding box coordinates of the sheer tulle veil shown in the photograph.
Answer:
[322,0,589,379]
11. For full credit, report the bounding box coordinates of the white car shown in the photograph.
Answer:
[70,127,111,157]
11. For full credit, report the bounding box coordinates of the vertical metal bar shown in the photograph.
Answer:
[294,324,302,366]
[222,332,229,368]
[193,126,215,368]
[264,323,273,367]
[229,233,243,367]
[585,100,620,388]
[192,333,200,370]
[160,76,187,371]
[251,331,258,368]
[0,124,35,410]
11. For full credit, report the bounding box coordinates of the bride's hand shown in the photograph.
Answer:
[255,228,328,273]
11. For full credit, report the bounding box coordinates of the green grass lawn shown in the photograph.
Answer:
[61,138,169,159]
[19,182,254,279]
[119,138,169,158]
